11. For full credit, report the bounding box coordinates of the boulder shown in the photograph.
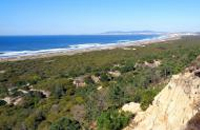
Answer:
[122,102,142,114]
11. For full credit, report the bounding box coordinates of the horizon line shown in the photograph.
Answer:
[0,31,198,37]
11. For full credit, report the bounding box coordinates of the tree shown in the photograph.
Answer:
[109,85,126,107]
[140,89,159,110]
[0,100,7,106]
[53,85,65,99]
[25,110,46,130]
[97,110,131,130]
[100,73,110,82]
[50,117,81,130]
[0,85,8,97]
[120,61,135,73]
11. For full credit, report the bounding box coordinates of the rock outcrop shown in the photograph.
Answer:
[124,70,200,130]
[122,102,142,114]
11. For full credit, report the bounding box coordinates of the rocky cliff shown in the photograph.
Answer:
[124,68,200,130]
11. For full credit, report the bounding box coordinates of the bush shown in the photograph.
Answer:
[53,85,66,99]
[28,74,42,84]
[0,86,8,97]
[75,96,84,104]
[50,117,81,130]
[109,85,126,107]
[100,73,110,82]
[0,99,7,106]
[120,62,135,73]
[140,89,159,110]
[97,110,131,130]
[25,110,46,130]
[22,91,45,108]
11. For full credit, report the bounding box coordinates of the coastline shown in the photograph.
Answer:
[0,33,192,62]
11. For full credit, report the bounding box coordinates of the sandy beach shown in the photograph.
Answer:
[0,33,193,62]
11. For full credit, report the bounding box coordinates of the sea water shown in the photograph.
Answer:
[0,35,160,58]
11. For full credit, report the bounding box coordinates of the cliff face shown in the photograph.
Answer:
[124,70,200,130]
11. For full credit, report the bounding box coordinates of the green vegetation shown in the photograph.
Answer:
[97,110,132,130]
[0,36,200,129]
[0,100,6,106]
[50,117,81,130]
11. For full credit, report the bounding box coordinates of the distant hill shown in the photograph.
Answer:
[101,30,166,35]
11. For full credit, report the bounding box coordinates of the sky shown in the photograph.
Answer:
[0,0,200,35]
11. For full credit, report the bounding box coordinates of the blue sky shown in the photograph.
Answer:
[0,0,200,35]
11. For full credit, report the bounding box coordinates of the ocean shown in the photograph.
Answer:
[0,35,160,58]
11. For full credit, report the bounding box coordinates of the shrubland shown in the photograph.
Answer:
[0,36,200,129]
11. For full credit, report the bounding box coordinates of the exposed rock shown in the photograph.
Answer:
[122,102,142,114]
[73,77,86,88]
[18,89,29,94]
[108,71,121,77]
[124,71,200,130]
[113,64,121,67]
[123,48,132,51]
[2,97,12,104]
[97,86,103,91]
[144,60,161,68]
[8,87,18,94]
[30,87,51,97]
[0,70,6,74]
[1,96,23,105]
[123,48,137,51]
[44,60,55,63]
[91,75,100,83]
[13,97,23,105]
[172,55,176,58]
[135,60,161,69]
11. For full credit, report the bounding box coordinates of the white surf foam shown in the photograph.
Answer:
[0,35,169,59]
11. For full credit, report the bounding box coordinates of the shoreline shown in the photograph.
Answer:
[0,33,194,62]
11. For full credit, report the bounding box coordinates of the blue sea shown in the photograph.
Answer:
[0,35,160,58]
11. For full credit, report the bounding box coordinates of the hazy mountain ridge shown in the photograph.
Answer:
[101,30,166,35]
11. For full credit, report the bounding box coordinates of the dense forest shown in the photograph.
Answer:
[0,36,200,130]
